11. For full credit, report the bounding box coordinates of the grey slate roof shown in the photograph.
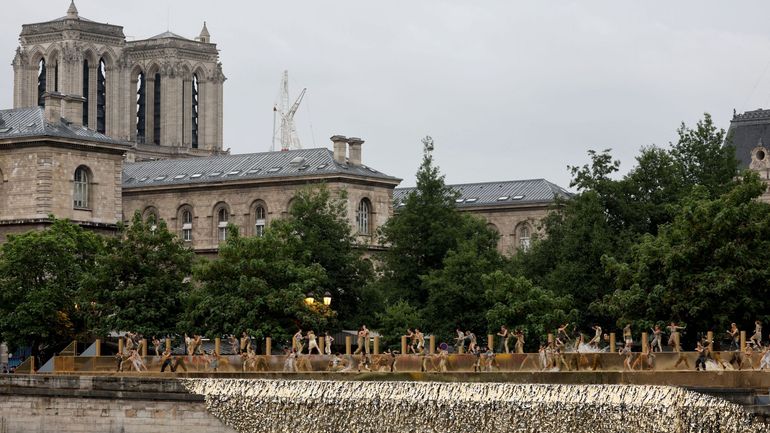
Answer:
[0,107,127,145]
[726,109,770,169]
[393,179,571,208]
[122,148,400,188]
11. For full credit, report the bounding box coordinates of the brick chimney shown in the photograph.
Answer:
[347,137,364,166]
[331,135,348,164]
[43,92,85,127]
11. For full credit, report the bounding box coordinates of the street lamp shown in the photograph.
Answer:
[323,291,332,306]
[304,292,315,305]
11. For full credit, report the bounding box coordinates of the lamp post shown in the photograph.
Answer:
[304,292,315,305]
[323,291,332,306]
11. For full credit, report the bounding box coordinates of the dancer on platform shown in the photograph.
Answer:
[695,342,707,371]
[227,335,238,355]
[240,331,252,354]
[403,329,416,354]
[727,323,740,351]
[557,323,571,345]
[514,330,525,354]
[467,330,479,353]
[152,336,161,357]
[354,326,367,355]
[650,325,663,352]
[324,331,334,355]
[307,330,321,354]
[293,329,304,354]
[619,343,633,371]
[160,347,173,372]
[497,326,510,354]
[414,328,425,354]
[589,325,602,348]
[623,324,633,346]
[751,321,763,348]
[455,328,466,353]
[362,325,371,354]
[667,322,685,351]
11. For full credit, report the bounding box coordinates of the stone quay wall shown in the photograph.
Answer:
[0,375,234,433]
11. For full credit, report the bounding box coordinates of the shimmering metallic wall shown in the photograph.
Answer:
[184,379,770,433]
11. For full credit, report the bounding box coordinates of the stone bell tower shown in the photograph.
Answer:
[12,1,226,160]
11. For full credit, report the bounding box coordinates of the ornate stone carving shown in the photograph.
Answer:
[62,41,84,63]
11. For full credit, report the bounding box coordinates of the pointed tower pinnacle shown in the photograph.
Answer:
[67,0,79,19]
[198,21,210,43]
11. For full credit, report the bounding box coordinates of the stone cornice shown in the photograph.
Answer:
[122,173,401,195]
[0,136,130,156]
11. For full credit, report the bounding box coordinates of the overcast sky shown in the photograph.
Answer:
[2,1,770,188]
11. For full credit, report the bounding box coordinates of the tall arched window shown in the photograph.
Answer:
[217,207,229,241]
[255,204,266,237]
[96,58,107,134]
[153,73,161,145]
[82,59,89,126]
[181,209,193,241]
[136,72,146,143]
[37,58,46,107]
[518,225,531,251]
[73,166,90,209]
[357,198,371,235]
[191,74,199,149]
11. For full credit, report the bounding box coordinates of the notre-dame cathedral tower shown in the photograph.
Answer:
[11,1,225,161]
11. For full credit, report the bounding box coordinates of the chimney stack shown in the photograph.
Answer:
[43,92,85,128]
[347,137,364,166]
[331,135,348,164]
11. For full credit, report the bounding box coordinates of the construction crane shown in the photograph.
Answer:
[272,70,306,151]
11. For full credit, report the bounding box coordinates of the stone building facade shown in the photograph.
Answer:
[122,140,400,254]
[12,1,225,162]
[0,98,128,242]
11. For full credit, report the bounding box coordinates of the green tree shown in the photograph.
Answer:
[421,222,503,341]
[0,218,103,362]
[375,300,422,350]
[485,270,577,351]
[514,114,738,332]
[81,211,195,337]
[378,136,469,304]
[603,172,770,339]
[183,226,334,345]
[671,113,736,198]
[271,184,374,328]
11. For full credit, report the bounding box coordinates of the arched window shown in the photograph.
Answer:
[217,206,229,241]
[96,58,107,134]
[136,72,146,143]
[518,225,531,251]
[181,209,193,241]
[191,74,199,149]
[82,59,89,126]
[357,198,372,235]
[153,72,161,145]
[73,166,90,209]
[37,58,46,107]
[255,204,266,237]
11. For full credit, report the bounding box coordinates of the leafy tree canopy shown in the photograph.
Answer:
[0,218,103,359]
[81,211,195,338]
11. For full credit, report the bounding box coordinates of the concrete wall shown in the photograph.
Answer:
[0,375,234,433]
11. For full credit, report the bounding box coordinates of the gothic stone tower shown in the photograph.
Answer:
[12,1,225,161]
